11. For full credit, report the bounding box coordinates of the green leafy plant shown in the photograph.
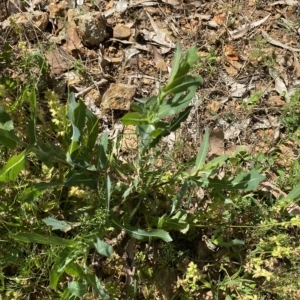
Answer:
[1,43,300,299]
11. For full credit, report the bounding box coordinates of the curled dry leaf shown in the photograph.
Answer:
[229,14,270,40]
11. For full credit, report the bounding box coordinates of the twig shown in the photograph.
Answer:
[74,79,108,99]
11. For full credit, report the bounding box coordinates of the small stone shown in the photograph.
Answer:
[101,83,136,110]
[75,12,107,45]
[113,24,131,39]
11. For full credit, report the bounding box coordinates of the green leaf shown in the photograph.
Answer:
[0,150,26,182]
[111,218,173,242]
[68,281,87,297]
[121,112,149,126]
[10,232,76,246]
[106,175,111,211]
[167,43,182,84]
[157,86,198,120]
[0,107,14,131]
[203,154,229,169]
[171,181,189,213]
[97,132,109,170]
[201,170,265,191]
[50,248,73,289]
[168,106,193,132]
[84,274,109,299]
[28,89,37,145]
[160,210,189,233]
[137,124,156,150]
[85,107,99,151]
[0,128,20,149]
[286,183,300,201]
[231,169,265,192]
[94,238,113,257]
[65,262,86,277]
[42,217,79,232]
[18,181,62,202]
[65,263,109,299]
[195,129,209,171]
[67,94,86,154]
[163,75,203,96]
[64,171,97,189]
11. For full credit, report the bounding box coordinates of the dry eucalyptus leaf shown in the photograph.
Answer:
[270,0,298,5]
[146,12,175,48]
[229,14,270,40]
[269,68,288,96]
[262,30,300,52]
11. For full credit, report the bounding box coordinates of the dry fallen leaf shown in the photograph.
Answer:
[262,30,300,52]
[209,130,224,156]
[293,53,300,78]
[224,45,239,61]
[213,14,225,25]
[229,14,270,40]
[152,45,167,72]
[65,22,82,51]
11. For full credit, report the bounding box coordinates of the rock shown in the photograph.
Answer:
[46,47,74,75]
[47,1,68,19]
[113,24,131,39]
[101,83,136,110]
[74,12,107,45]
[2,11,49,32]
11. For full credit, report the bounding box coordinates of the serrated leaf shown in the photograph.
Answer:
[0,150,26,182]
[10,232,76,246]
[111,218,172,242]
[94,238,113,257]
[195,129,209,171]
[42,217,79,232]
